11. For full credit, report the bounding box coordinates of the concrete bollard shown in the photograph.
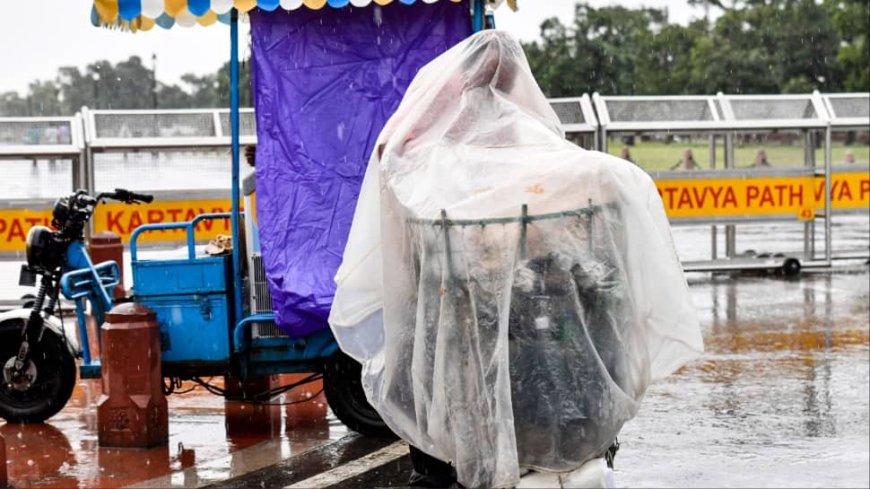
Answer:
[0,433,6,488]
[89,231,125,300]
[98,303,168,448]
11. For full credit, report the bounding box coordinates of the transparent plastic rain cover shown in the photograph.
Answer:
[329,30,704,489]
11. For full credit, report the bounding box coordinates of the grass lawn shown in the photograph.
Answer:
[605,139,870,172]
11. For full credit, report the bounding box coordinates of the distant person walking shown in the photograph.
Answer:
[843,150,856,164]
[670,148,701,170]
[749,149,771,168]
[620,146,635,164]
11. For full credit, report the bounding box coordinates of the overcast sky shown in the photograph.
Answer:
[0,0,706,95]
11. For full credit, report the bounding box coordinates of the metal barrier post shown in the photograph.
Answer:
[80,107,95,195]
[709,134,718,259]
[72,112,85,191]
[824,126,833,264]
[724,132,736,258]
[804,129,815,260]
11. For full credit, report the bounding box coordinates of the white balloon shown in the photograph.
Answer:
[141,0,165,18]
[175,8,198,26]
[280,0,304,10]
[211,0,235,14]
[350,0,372,6]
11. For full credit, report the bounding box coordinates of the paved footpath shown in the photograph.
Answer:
[1,268,868,488]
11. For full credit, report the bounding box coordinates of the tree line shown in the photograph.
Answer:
[524,0,867,97]
[0,58,252,117]
[1,0,866,117]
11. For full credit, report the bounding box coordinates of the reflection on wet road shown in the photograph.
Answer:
[1,376,347,489]
[1,271,868,488]
[617,271,870,488]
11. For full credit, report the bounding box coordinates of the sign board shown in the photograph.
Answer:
[652,167,869,222]
[1,169,867,253]
[0,200,243,253]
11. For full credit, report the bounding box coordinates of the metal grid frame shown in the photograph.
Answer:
[83,107,257,150]
[0,116,84,159]
[592,93,723,138]
[822,92,870,129]
[717,92,830,130]
[548,95,598,135]
[592,90,838,270]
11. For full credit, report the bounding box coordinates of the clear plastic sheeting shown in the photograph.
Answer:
[330,30,704,488]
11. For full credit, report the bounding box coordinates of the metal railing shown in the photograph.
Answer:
[1,95,867,272]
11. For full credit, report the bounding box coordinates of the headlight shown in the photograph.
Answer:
[26,226,60,272]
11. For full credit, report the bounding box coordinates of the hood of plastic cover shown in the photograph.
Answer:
[330,30,704,488]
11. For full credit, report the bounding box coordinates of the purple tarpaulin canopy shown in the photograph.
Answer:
[251,1,472,337]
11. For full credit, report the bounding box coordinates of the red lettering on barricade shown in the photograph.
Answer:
[127,211,142,232]
[789,184,804,206]
[107,211,125,234]
[709,186,723,207]
[692,188,707,208]
[723,187,737,208]
[210,207,231,231]
[0,219,6,236]
[746,186,760,206]
[861,179,870,201]
[167,208,183,222]
[7,220,25,242]
[836,181,852,202]
[184,209,198,227]
[147,209,165,224]
[815,180,826,202]
[677,188,694,209]
[760,186,776,207]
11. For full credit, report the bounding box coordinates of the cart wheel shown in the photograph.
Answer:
[781,258,801,277]
[323,351,394,437]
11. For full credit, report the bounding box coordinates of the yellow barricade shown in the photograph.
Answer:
[1,169,867,253]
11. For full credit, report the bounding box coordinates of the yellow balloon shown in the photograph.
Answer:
[197,10,219,26]
[94,0,119,23]
[164,0,188,17]
[234,0,259,12]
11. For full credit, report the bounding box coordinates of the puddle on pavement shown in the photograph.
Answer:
[617,272,870,488]
[1,375,343,489]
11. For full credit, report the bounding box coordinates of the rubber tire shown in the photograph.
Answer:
[781,258,801,277]
[0,319,76,423]
[323,351,394,437]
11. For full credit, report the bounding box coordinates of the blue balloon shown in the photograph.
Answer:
[155,13,176,29]
[118,0,142,20]
[187,0,211,16]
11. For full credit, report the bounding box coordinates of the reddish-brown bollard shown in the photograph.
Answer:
[98,303,168,448]
[89,231,125,300]
[0,433,7,488]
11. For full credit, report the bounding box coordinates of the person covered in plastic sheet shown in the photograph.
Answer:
[329,30,704,489]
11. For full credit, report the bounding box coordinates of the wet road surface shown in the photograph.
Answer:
[1,269,868,488]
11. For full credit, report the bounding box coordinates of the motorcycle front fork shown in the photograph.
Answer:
[9,275,57,385]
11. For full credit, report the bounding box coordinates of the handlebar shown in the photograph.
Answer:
[96,188,154,205]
